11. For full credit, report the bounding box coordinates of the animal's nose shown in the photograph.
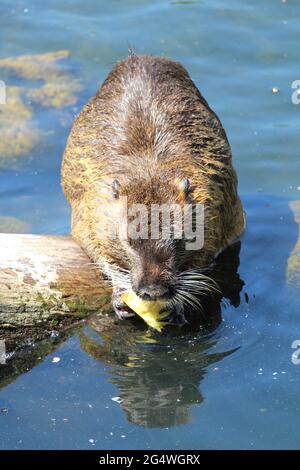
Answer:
[135,284,172,300]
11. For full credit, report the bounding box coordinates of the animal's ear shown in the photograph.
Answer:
[175,177,191,199]
[112,179,121,199]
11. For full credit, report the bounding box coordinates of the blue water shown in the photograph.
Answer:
[1,0,300,450]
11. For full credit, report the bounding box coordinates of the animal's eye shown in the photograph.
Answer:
[176,177,191,196]
[112,179,121,199]
[180,178,190,193]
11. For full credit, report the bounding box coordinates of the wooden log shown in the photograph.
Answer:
[0,234,112,327]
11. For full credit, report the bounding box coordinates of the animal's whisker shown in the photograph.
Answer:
[96,260,132,290]
[173,289,207,322]
[176,289,203,310]
[177,269,221,295]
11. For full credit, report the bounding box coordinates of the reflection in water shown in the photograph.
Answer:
[0,334,67,391]
[0,243,244,428]
[80,242,244,428]
[80,326,238,428]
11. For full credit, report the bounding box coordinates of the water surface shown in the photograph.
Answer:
[0,0,300,450]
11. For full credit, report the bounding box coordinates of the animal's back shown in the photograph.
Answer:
[62,54,244,268]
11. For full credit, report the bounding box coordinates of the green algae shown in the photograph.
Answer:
[0,86,39,160]
[0,215,30,233]
[0,50,82,164]
[286,200,300,288]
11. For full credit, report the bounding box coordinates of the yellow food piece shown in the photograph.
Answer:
[121,290,171,332]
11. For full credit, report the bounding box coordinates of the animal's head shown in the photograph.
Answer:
[97,175,218,321]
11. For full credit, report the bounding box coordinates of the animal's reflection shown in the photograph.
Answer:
[80,242,244,428]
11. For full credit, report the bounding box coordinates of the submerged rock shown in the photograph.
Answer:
[0,215,30,233]
[287,200,300,288]
[0,86,39,160]
[0,50,82,164]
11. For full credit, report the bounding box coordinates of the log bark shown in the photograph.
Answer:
[0,234,112,327]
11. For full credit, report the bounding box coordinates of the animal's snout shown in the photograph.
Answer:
[134,283,173,301]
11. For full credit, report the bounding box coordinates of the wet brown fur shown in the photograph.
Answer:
[61,54,244,290]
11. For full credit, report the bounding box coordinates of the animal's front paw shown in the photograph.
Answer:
[112,290,135,320]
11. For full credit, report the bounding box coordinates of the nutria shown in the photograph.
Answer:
[61,53,245,323]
